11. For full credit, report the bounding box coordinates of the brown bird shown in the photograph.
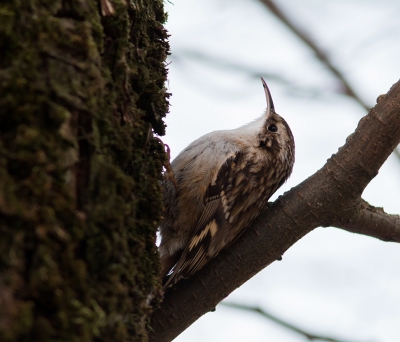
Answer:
[159,78,295,289]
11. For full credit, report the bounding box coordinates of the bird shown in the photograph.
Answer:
[159,78,295,289]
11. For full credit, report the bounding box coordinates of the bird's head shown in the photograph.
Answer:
[256,78,295,166]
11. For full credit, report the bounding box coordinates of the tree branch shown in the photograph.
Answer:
[149,80,400,342]
[257,0,369,110]
[221,302,364,342]
[171,49,327,97]
[257,0,400,161]
[334,199,400,241]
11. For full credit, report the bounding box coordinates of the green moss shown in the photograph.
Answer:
[0,0,169,341]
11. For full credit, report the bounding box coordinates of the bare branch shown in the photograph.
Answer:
[171,49,326,97]
[334,199,400,241]
[257,0,369,110]
[257,0,400,161]
[149,80,400,342]
[221,302,365,342]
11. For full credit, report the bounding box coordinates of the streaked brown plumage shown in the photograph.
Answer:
[159,78,295,289]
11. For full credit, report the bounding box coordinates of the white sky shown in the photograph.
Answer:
[161,0,400,341]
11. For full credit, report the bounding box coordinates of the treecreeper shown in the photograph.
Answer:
[159,78,295,289]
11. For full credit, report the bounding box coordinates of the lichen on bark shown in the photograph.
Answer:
[0,0,169,341]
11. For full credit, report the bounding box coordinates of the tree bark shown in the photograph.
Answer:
[0,1,169,341]
[149,80,400,342]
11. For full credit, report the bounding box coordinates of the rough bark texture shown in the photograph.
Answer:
[0,1,169,341]
[149,81,400,342]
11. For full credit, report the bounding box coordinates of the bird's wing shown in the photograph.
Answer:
[163,151,247,288]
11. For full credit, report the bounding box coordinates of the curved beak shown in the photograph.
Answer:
[261,77,275,118]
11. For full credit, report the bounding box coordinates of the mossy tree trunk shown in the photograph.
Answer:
[0,1,169,341]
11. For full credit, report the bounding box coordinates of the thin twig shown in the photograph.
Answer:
[257,0,369,111]
[257,0,400,161]
[221,302,366,342]
[172,49,331,97]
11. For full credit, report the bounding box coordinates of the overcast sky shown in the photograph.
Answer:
[161,0,400,341]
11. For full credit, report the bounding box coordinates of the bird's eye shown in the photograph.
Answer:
[268,124,278,133]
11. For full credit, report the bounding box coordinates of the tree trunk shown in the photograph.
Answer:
[0,1,169,341]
